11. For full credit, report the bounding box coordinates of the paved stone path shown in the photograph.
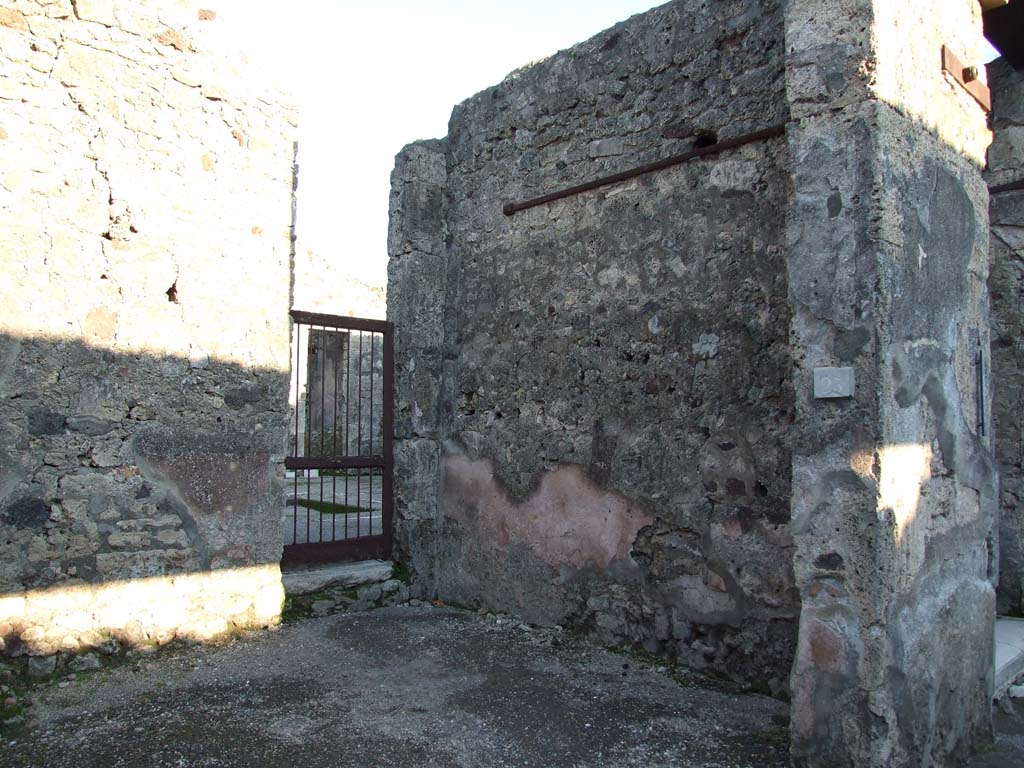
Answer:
[2,607,791,768]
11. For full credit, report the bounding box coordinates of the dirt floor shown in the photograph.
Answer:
[969,699,1024,767]
[1,606,792,768]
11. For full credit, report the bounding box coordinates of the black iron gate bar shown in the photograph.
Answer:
[283,309,393,565]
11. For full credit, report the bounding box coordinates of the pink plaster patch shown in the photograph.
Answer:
[805,618,847,674]
[791,678,817,740]
[441,455,653,570]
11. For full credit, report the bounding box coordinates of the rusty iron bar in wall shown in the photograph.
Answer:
[502,124,787,216]
[991,177,1024,195]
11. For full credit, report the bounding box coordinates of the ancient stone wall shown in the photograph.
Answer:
[389,0,798,689]
[392,1,1000,765]
[0,1,296,657]
[784,1,996,765]
[989,58,1024,616]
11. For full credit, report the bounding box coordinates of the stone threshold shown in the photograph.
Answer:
[281,559,393,597]
[995,617,1024,699]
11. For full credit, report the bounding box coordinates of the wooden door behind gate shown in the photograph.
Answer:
[283,310,393,565]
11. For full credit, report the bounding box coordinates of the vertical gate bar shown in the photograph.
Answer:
[331,330,338,542]
[382,323,394,556]
[333,331,339,455]
[295,322,301,459]
[357,331,364,457]
[345,330,352,455]
[356,334,363,537]
[292,321,300,545]
[344,330,351,540]
[320,328,326,456]
[319,327,325,543]
[369,333,376,456]
[304,327,311,459]
[306,324,312,543]
[369,470,375,535]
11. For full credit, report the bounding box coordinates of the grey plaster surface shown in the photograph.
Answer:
[2,607,791,768]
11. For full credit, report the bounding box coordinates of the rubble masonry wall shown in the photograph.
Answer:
[989,58,1024,616]
[0,0,296,656]
[389,0,798,689]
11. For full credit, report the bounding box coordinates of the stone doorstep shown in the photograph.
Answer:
[995,617,1024,699]
[281,559,393,597]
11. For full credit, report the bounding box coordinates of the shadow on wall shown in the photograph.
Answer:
[0,331,290,657]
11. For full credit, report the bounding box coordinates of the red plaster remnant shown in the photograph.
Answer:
[231,128,246,146]
[792,680,817,741]
[147,453,271,525]
[0,7,27,30]
[806,619,846,673]
[441,455,653,570]
[156,28,193,52]
[791,618,850,740]
[198,9,216,21]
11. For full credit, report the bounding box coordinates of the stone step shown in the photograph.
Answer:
[995,616,1024,699]
[282,559,393,597]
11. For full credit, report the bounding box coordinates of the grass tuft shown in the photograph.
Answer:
[288,498,370,516]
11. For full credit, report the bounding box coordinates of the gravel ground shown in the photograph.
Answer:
[969,698,1024,768]
[1,606,790,768]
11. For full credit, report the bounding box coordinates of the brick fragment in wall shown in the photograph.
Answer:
[155,27,192,52]
[0,8,27,30]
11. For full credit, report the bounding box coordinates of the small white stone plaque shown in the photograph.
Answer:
[814,367,855,399]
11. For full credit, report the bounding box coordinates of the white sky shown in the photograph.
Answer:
[226,0,666,289]
[225,2,1005,290]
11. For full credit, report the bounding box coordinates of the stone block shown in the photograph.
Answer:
[73,0,117,26]
[27,656,56,677]
[281,561,393,597]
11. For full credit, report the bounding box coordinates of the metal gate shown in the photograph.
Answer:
[282,310,393,565]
